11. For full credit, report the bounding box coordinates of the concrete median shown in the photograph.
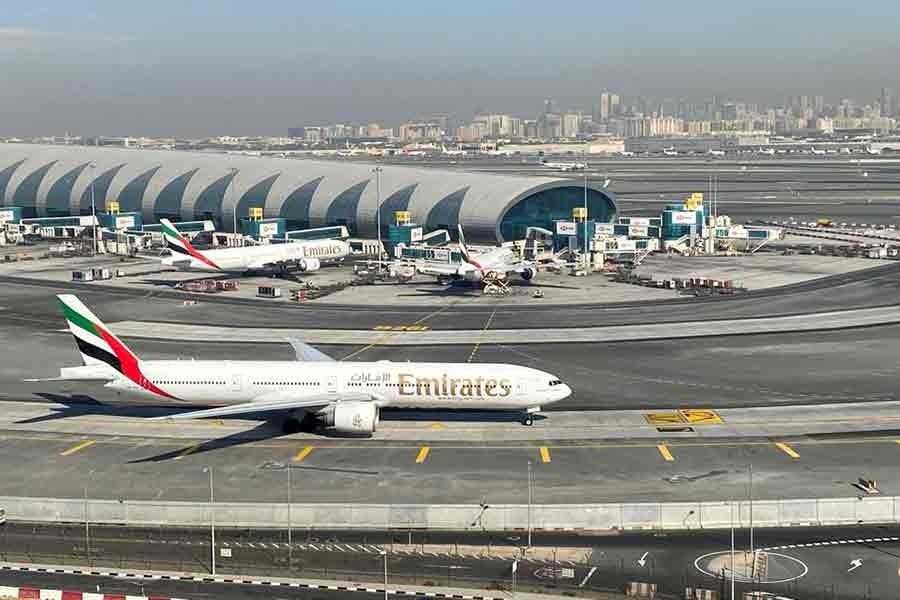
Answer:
[2,495,898,531]
[108,304,900,345]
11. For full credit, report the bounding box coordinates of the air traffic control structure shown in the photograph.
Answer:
[0,144,617,243]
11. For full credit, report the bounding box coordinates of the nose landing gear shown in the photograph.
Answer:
[521,414,534,426]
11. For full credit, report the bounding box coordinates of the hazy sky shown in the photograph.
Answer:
[2,1,899,137]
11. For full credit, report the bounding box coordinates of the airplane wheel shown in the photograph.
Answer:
[522,415,534,426]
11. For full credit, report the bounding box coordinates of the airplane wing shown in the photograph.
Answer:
[152,390,379,421]
[414,261,460,276]
[286,338,334,361]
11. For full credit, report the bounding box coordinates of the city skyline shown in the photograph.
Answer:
[2,1,900,136]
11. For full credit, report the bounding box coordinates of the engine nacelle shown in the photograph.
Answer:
[463,269,483,283]
[520,266,537,281]
[298,257,321,272]
[318,401,378,434]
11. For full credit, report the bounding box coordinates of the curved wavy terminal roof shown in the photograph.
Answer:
[0,144,617,243]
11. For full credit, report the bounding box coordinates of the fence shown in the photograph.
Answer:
[1,495,896,530]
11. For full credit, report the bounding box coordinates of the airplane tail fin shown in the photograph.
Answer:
[56,294,139,369]
[160,219,194,256]
[456,224,472,262]
[160,219,219,270]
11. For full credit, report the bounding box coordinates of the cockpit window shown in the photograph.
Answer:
[549,379,563,386]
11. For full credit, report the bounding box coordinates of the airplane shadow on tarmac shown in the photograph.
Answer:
[18,394,544,463]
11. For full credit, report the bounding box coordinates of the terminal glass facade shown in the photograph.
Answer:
[499,186,615,241]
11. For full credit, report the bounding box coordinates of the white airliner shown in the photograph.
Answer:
[707,149,725,156]
[159,219,349,275]
[413,225,538,284]
[540,159,586,171]
[27,295,572,434]
[441,145,468,156]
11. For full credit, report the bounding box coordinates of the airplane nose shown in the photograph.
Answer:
[555,384,572,401]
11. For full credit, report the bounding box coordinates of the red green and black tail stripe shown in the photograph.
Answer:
[57,294,177,400]
[160,219,220,270]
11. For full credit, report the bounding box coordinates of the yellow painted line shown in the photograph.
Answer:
[415,447,430,464]
[644,412,685,425]
[173,443,201,461]
[775,442,801,459]
[679,409,723,425]
[657,444,674,462]
[293,446,315,462]
[539,446,551,463]
[60,440,96,456]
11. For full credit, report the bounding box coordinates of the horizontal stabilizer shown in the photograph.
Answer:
[287,339,334,361]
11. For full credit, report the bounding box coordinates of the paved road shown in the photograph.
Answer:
[2,521,898,600]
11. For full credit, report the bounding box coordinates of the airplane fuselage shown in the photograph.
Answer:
[87,360,571,411]
[162,239,350,273]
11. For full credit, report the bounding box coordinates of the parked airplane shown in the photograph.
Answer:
[758,148,776,156]
[27,295,572,433]
[160,219,349,274]
[413,225,539,284]
[707,149,725,156]
[662,148,679,156]
[540,158,586,171]
[810,148,826,155]
[441,145,469,156]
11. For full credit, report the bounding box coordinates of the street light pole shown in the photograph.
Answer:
[228,168,239,241]
[373,166,383,270]
[287,465,292,566]
[583,150,589,273]
[380,550,388,600]
[84,469,94,562]
[204,466,216,575]
[527,460,533,549]
[89,163,97,256]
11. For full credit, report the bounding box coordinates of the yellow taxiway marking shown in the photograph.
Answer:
[644,412,685,425]
[775,442,801,459]
[657,444,674,462]
[467,308,497,363]
[173,443,202,461]
[60,440,96,456]
[430,423,447,430]
[539,446,551,463]
[373,325,431,332]
[415,447,430,463]
[679,409,722,424]
[292,446,315,462]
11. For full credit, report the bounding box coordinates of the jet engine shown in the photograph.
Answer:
[463,269,483,283]
[318,402,378,434]
[520,266,537,281]
[298,257,321,272]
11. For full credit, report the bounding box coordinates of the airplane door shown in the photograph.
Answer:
[516,381,527,395]
[326,376,338,395]
[231,373,242,393]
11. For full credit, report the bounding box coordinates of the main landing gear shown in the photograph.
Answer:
[282,413,316,434]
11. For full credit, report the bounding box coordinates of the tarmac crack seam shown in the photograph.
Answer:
[341,299,461,361]
[467,308,497,363]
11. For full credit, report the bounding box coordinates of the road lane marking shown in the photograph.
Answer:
[173,443,202,461]
[60,440,95,456]
[415,447,430,464]
[776,442,801,459]
[293,447,314,462]
[539,447,551,463]
[657,444,674,461]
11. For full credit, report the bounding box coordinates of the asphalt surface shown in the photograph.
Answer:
[2,521,899,600]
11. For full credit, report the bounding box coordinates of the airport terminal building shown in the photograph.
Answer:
[0,144,616,242]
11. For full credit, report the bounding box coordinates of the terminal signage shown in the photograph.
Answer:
[628,225,649,237]
[410,226,423,242]
[671,211,697,225]
[258,222,280,237]
[0,210,16,224]
[593,223,614,236]
[115,216,134,230]
[628,217,650,227]
[556,221,577,235]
